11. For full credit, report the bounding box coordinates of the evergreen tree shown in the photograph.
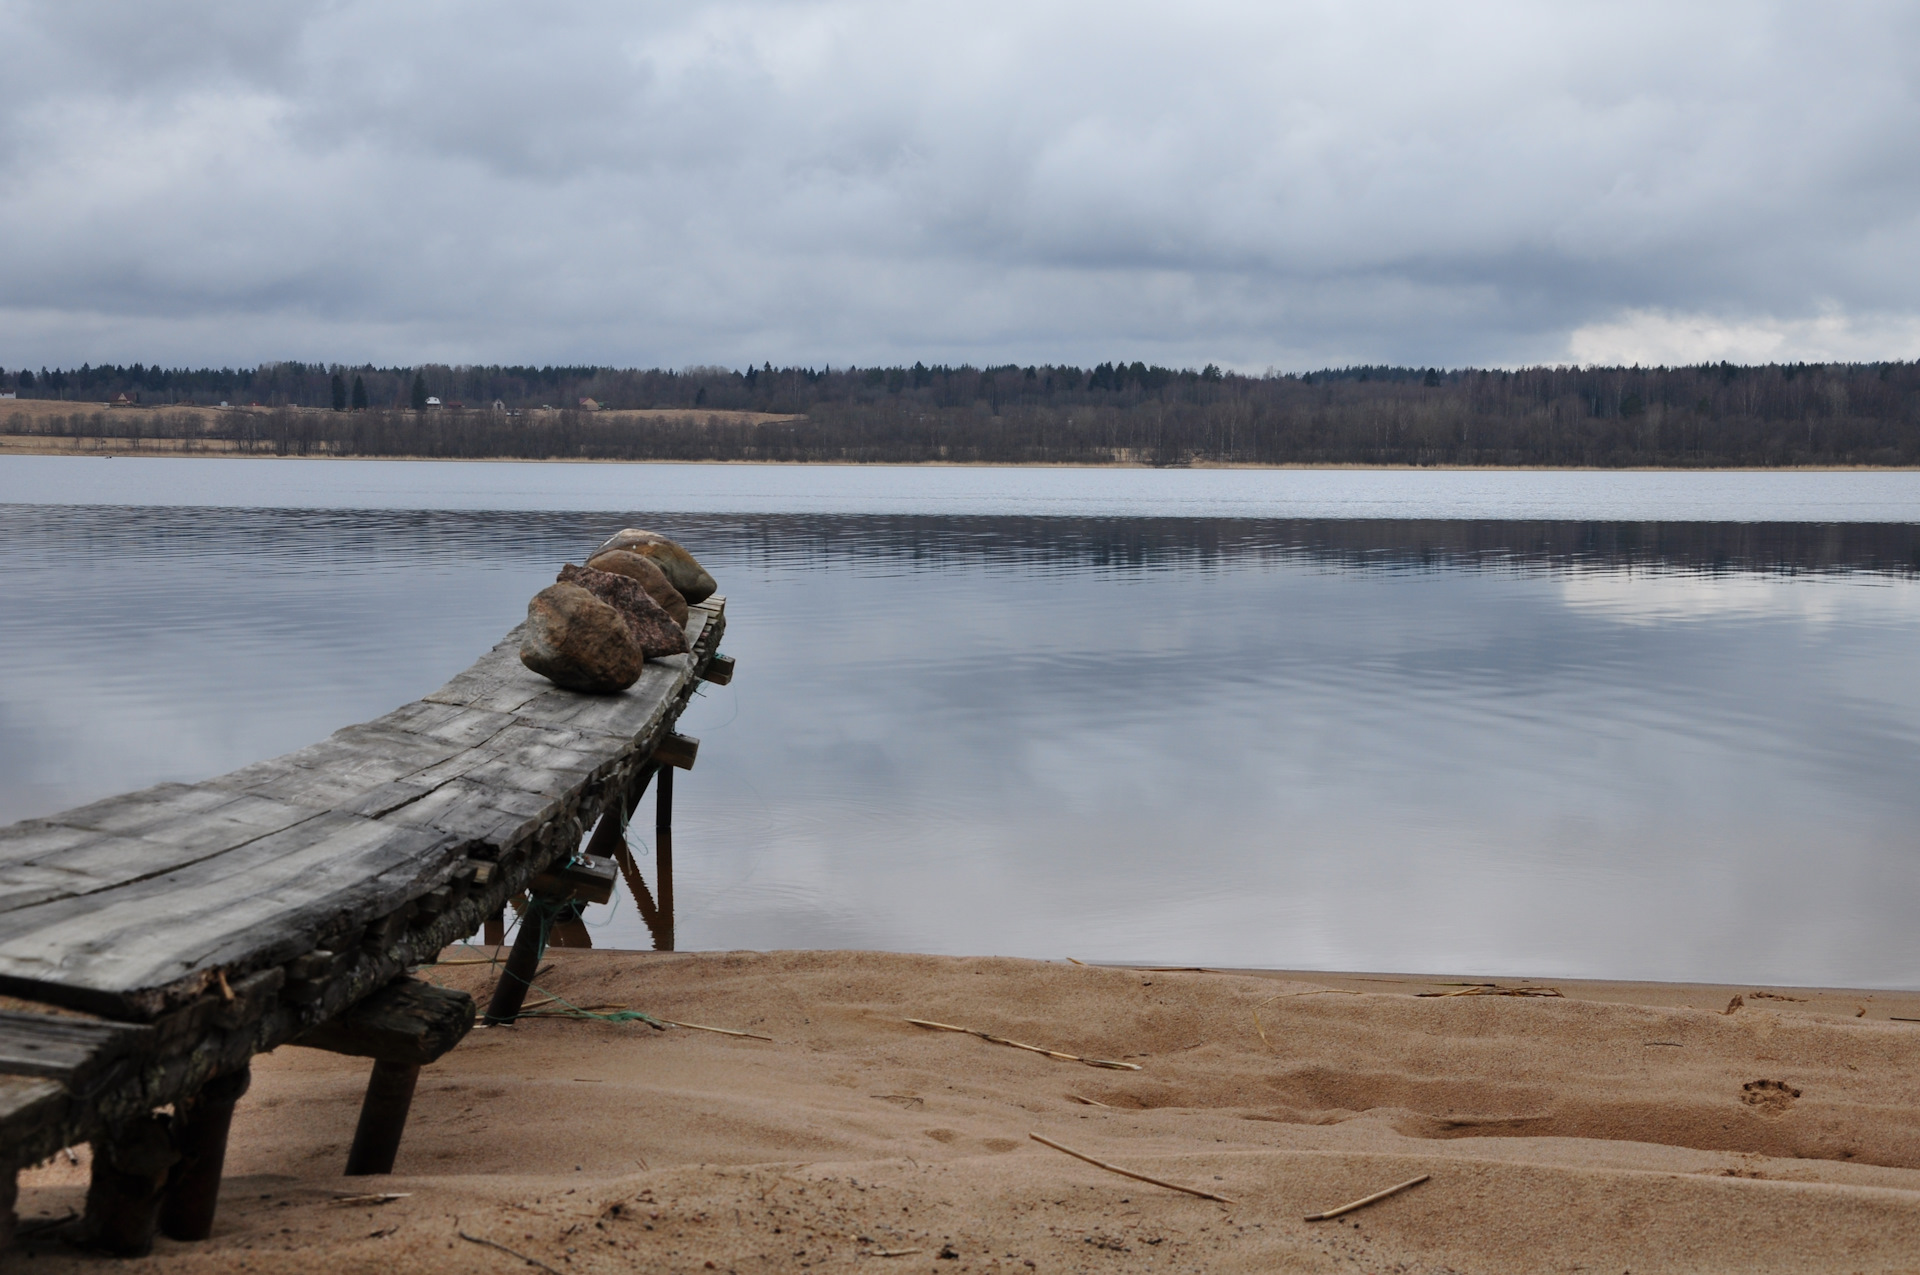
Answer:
[351,375,368,411]
[330,372,347,412]
[410,371,428,412]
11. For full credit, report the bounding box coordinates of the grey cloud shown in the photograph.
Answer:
[3,0,1919,369]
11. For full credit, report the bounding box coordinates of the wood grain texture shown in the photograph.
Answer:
[0,813,459,1016]
[0,1073,67,1166]
[0,599,725,1026]
[0,1010,151,1087]
[291,979,474,1066]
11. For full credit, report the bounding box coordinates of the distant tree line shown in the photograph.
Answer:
[6,359,1920,466]
[682,515,1920,578]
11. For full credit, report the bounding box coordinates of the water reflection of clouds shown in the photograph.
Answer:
[5,502,1919,987]
[1559,570,1920,628]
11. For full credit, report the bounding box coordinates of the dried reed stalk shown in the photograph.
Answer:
[1303,1173,1430,1221]
[1415,984,1562,998]
[458,1231,563,1275]
[905,1018,1140,1070]
[1028,1133,1234,1203]
[661,1018,774,1041]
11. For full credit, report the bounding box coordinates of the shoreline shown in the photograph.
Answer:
[14,947,1920,1272]
[4,438,1918,473]
[1093,963,1920,1013]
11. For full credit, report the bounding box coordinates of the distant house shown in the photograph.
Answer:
[578,397,602,411]
[0,391,15,400]
[425,396,442,408]
[492,400,506,412]
[109,392,135,407]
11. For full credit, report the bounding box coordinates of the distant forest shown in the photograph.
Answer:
[5,358,1920,467]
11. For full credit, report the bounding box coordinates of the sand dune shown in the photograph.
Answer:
[16,949,1920,1272]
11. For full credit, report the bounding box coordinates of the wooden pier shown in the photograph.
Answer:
[0,596,729,1253]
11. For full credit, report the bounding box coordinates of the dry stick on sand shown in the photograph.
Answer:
[458,1231,564,1275]
[660,1018,774,1041]
[519,1006,772,1041]
[328,1192,410,1206]
[1303,1174,1431,1222]
[1029,1133,1235,1204]
[1415,984,1564,998]
[906,1018,1141,1070]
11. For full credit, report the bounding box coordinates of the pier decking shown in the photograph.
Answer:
[0,597,728,1252]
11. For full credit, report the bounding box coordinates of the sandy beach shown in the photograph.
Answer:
[13,949,1920,1273]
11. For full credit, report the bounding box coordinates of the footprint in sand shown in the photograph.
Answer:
[1740,1079,1801,1115]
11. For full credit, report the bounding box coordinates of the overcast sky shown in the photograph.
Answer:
[3,1,1919,372]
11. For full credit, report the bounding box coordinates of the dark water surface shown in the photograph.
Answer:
[3,459,1918,986]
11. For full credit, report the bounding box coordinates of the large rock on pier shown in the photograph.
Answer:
[520,583,645,693]
[556,563,689,656]
[595,529,717,603]
[582,548,690,625]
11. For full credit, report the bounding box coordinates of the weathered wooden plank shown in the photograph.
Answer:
[0,813,459,1018]
[30,784,233,838]
[404,722,627,798]
[0,821,102,864]
[0,598,724,1026]
[0,1010,152,1088]
[376,777,558,847]
[207,759,405,813]
[0,1074,67,1166]
[653,732,699,770]
[0,863,101,916]
[292,979,474,1066]
[514,663,686,735]
[57,791,320,850]
[363,700,517,748]
[420,628,551,713]
[0,804,333,916]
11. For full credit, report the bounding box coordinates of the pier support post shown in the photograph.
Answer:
[655,767,675,951]
[159,1066,250,1241]
[344,1059,421,1176]
[2,1168,17,1253]
[292,979,474,1177]
[82,1115,179,1257]
[483,903,548,1025]
[585,762,656,860]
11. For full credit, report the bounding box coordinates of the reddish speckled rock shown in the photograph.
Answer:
[555,563,689,658]
[519,583,644,693]
[582,548,689,626]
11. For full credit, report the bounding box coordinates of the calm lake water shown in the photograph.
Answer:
[3,457,1918,987]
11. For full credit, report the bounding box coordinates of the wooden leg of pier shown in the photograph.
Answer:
[549,899,594,949]
[655,766,675,951]
[589,762,674,949]
[83,1114,180,1257]
[159,1066,251,1241]
[2,1168,17,1253]
[344,1059,421,1176]
[484,897,551,1025]
[291,978,475,1177]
